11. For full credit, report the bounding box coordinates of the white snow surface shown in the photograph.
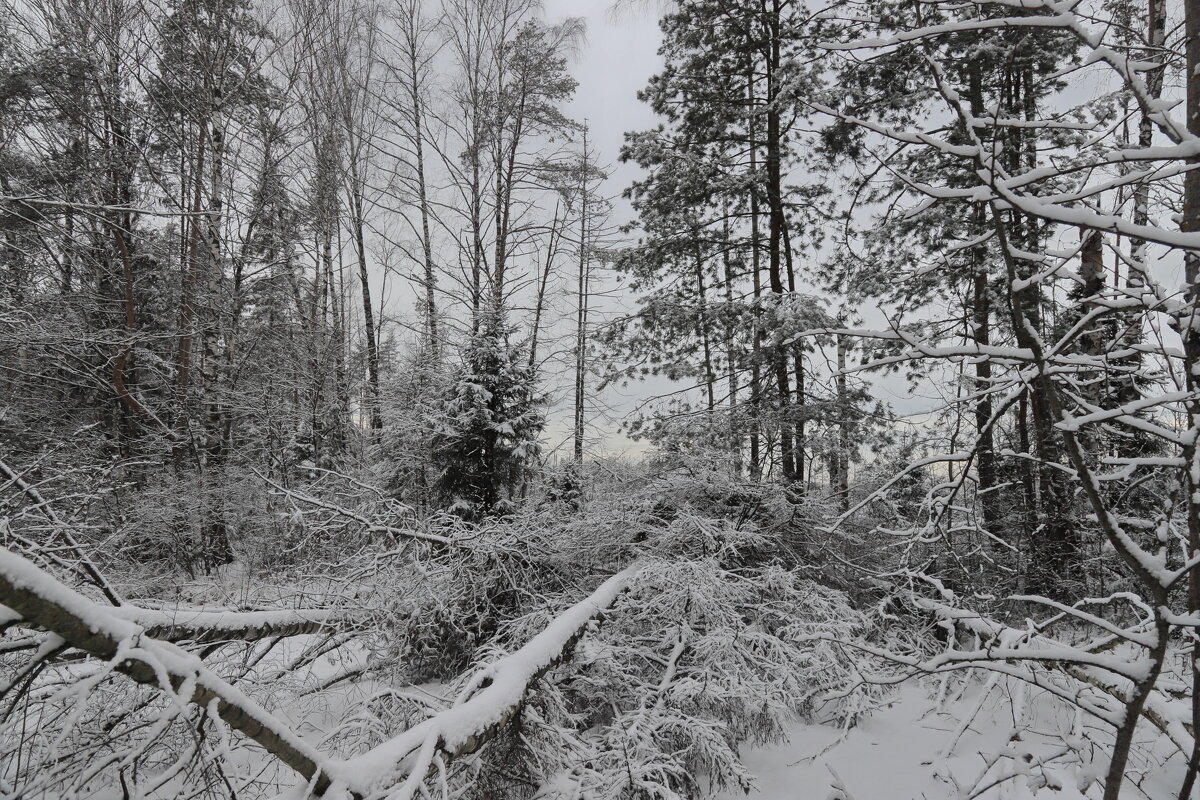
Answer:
[716,679,1182,800]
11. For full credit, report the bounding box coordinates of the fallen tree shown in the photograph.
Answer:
[116,605,362,644]
[330,565,638,799]
[0,543,639,798]
[0,546,340,793]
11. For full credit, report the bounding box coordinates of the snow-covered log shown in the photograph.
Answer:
[332,565,638,799]
[0,546,339,794]
[116,605,361,644]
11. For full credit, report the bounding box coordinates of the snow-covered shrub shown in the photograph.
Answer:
[411,555,872,800]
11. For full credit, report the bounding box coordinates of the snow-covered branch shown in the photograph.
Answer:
[334,565,638,799]
[0,546,339,794]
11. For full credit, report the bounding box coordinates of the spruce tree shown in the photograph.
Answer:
[431,309,545,519]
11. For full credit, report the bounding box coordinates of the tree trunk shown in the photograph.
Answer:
[834,332,850,514]
[693,235,717,413]
[764,0,794,482]
[406,31,439,356]
[747,66,763,480]
[349,172,381,433]
[529,203,563,372]
[1176,3,1200,795]
[1131,0,1166,289]
[966,66,1000,535]
[722,209,741,474]
[574,135,590,463]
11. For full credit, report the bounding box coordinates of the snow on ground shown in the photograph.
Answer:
[716,679,1180,800]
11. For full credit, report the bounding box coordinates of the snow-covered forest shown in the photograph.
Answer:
[2,0,1200,796]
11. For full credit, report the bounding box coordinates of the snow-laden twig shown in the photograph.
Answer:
[0,458,122,606]
[254,470,455,548]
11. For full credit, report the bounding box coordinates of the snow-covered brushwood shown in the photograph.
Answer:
[327,566,638,799]
[261,475,887,800]
[1,460,890,800]
[911,596,1195,760]
[0,545,339,795]
[376,555,878,800]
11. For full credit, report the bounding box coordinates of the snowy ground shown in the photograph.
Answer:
[716,679,1180,800]
[129,574,1186,800]
[263,644,1181,800]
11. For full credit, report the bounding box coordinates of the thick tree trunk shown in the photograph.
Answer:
[1131,0,1166,289]
[1177,3,1200,795]
[349,176,381,433]
[201,95,225,464]
[765,0,794,482]
[783,222,805,488]
[971,267,999,532]
[966,67,1000,535]
[175,125,206,445]
[203,97,233,572]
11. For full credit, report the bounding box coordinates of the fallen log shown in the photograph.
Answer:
[0,542,639,800]
[117,605,361,644]
[331,565,639,800]
[0,546,338,794]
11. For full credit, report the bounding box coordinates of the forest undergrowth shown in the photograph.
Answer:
[5,454,1195,799]
[1,458,901,799]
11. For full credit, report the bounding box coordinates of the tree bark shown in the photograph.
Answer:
[722,208,741,473]
[574,133,590,463]
[764,0,794,482]
[349,174,381,433]
[1176,2,1200,794]
[403,10,439,355]
[834,332,850,514]
[747,66,763,480]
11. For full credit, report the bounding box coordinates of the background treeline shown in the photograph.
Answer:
[606,0,1194,606]
[1,0,609,573]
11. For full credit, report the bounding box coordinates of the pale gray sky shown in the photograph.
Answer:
[539,1,667,456]
[550,1,663,204]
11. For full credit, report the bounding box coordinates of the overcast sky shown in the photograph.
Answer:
[550,1,663,207]
[531,1,667,457]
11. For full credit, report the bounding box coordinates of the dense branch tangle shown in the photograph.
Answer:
[0,544,637,799]
[809,1,1200,797]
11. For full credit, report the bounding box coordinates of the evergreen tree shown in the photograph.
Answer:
[431,310,545,518]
